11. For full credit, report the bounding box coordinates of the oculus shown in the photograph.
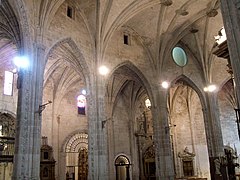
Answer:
[172,47,188,67]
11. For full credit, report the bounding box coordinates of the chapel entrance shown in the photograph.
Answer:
[143,145,156,180]
[65,133,88,180]
[115,155,131,180]
[78,148,88,180]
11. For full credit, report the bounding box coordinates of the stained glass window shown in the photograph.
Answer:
[77,95,86,115]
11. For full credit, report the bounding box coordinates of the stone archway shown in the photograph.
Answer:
[65,132,88,180]
[115,155,131,180]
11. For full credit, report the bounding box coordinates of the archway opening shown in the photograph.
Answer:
[115,155,131,180]
[65,133,88,180]
[168,80,210,179]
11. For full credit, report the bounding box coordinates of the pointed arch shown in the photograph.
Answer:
[0,0,22,49]
[217,77,236,108]
[170,74,206,110]
[44,37,90,88]
[115,154,131,165]
[110,61,153,101]
[218,77,232,91]
[0,110,16,119]
[105,61,154,117]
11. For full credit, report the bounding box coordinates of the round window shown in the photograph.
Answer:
[172,47,188,67]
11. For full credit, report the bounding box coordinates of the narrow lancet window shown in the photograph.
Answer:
[77,95,86,115]
[4,71,14,96]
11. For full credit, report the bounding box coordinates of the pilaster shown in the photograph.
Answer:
[87,74,108,180]
[202,93,226,180]
[152,87,175,180]
[12,44,46,180]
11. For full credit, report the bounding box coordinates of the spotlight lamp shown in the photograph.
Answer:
[99,65,109,75]
[204,84,217,92]
[13,56,30,89]
[13,56,29,69]
[161,81,169,89]
[81,89,87,95]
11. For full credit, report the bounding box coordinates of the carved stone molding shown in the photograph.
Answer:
[207,9,218,17]
[144,145,155,159]
[178,147,195,161]
[0,113,15,137]
[160,0,173,6]
[176,9,189,16]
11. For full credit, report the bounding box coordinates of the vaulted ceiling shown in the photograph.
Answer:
[0,0,227,102]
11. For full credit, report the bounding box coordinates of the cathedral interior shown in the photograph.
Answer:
[0,0,240,180]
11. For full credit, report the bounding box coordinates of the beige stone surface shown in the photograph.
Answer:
[0,0,239,179]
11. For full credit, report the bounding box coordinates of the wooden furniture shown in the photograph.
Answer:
[40,137,56,180]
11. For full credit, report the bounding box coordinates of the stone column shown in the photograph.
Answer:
[202,93,226,180]
[220,0,240,110]
[152,87,175,180]
[87,74,108,179]
[12,44,45,180]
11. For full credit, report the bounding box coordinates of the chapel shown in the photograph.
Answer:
[0,0,240,180]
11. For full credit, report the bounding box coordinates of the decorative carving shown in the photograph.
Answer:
[207,9,218,17]
[144,145,155,159]
[190,28,198,34]
[78,148,88,179]
[0,113,15,137]
[160,0,173,6]
[176,9,189,16]
[178,147,195,160]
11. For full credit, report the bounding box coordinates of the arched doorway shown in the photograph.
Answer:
[143,145,156,180]
[65,133,88,180]
[115,155,131,180]
[78,148,88,180]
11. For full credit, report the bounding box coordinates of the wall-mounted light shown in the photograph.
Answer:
[81,89,87,95]
[13,56,29,89]
[102,118,111,128]
[37,100,52,115]
[13,56,29,69]
[165,123,176,134]
[12,68,17,74]
[161,81,169,89]
[204,84,217,92]
[99,65,109,75]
